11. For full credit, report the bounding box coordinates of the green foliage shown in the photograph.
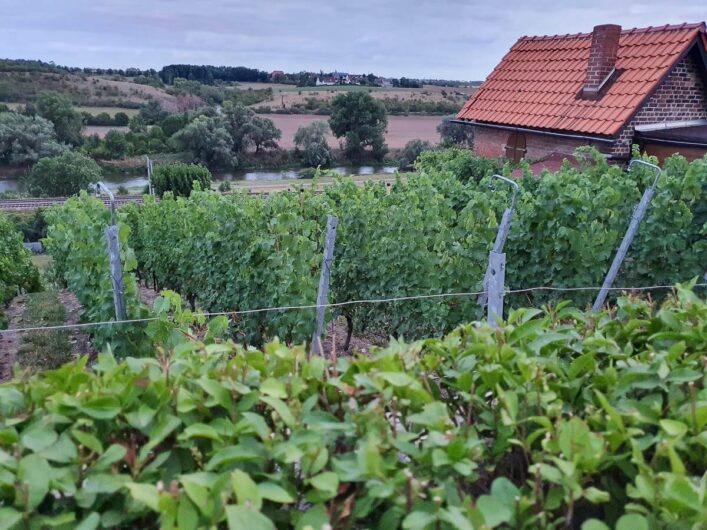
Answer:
[43,194,149,354]
[122,149,706,343]
[245,116,281,153]
[113,112,130,126]
[5,209,48,242]
[415,147,502,183]
[0,212,41,303]
[18,291,72,372]
[101,130,130,159]
[218,180,232,192]
[399,138,434,168]
[381,97,461,115]
[82,111,130,127]
[151,163,212,198]
[0,111,67,166]
[329,92,388,161]
[0,287,705,528]
[159,113,190,137]
[293,121,333,167]
[138,99,168,125]
[35,91,84,146]
[437,115,474,148]
[26,151,102,197]
[227,87,273,107]
[171,115,236,168]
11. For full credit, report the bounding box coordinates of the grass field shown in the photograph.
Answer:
[74,106,139,116]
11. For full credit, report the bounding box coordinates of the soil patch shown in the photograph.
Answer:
[319,318,386,358]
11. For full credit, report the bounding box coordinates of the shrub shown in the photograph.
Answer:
[293,121,333,167]
[0,211,41,303]
[0,287,704,528]
[399,138,434,169]
[114,111,130,126]
[26,151,102,197]
[218,180,232,192]
[0,112,67,166]
[151,162,212,197]
[437,115,474,148]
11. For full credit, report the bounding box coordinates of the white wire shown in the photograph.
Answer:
[1,283,703,336]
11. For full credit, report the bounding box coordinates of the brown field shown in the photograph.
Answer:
[238,82,475,110]
[266,114,443,149]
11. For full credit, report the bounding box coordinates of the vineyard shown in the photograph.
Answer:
[1,148,706,529]
[0,286,705,528]
[42,147,707,350]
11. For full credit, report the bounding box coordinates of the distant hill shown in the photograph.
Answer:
[0,60,177,108]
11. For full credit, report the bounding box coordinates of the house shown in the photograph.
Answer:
[456,23,707,165]
[316,76,337,86]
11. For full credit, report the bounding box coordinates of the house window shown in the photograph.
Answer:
[505,132,527,163]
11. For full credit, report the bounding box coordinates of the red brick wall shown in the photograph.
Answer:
[473,127,609,160]
[612,52,707,158]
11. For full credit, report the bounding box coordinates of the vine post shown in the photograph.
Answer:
[487,251,505,327]
[105,225,127,322]
[311,215,338,356]
[592,159,662,312]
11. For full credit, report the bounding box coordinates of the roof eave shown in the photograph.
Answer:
[453,119,616,144]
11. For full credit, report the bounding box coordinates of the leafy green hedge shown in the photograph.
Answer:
[0,285,705,529]
[151,163,212,198]
[0,211,40,305]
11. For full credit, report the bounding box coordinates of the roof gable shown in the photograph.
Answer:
[457,23,707,136]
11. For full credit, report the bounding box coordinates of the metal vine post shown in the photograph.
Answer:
[592,159,662,312]
[311,216,339,356]
[93,181,127,321]
[479,175,519,327]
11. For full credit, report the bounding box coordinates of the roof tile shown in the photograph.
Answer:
[458,22,705,136]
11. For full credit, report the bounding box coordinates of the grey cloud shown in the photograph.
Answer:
[0,0,704,79]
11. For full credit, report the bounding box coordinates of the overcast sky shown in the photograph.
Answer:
[1,1,705,80]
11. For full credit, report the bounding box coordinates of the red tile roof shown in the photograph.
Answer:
[457,23,706,136]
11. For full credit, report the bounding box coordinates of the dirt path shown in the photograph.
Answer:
[0,295,26,380]
[0,290,94,381]
[58,290,95,358]
[320,319,384,358]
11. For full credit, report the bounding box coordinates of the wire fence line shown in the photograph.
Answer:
[1,282,704,336]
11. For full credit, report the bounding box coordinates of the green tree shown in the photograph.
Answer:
[328,92,388,161]
[138,99,167,125]
[399,139,434,169]
[244,116,281,153]
[151,163,212,197]
[293,121,333,167]
[35,91,83,146]
[160,113,189,137]
[26,151,102,197]
[222,101,254,153]
[114,112,130,126]
[0,112,66,166]
[171,115,235,168]
[103,130,130,159]
[437,115,474,148]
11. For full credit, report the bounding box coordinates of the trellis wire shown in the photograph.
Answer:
[1,282,704,336]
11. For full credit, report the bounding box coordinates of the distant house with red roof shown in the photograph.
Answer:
[456,23,707,165]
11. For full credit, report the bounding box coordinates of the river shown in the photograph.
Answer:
[0,165,398,194]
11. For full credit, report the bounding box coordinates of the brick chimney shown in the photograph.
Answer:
[581,24,621,99]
